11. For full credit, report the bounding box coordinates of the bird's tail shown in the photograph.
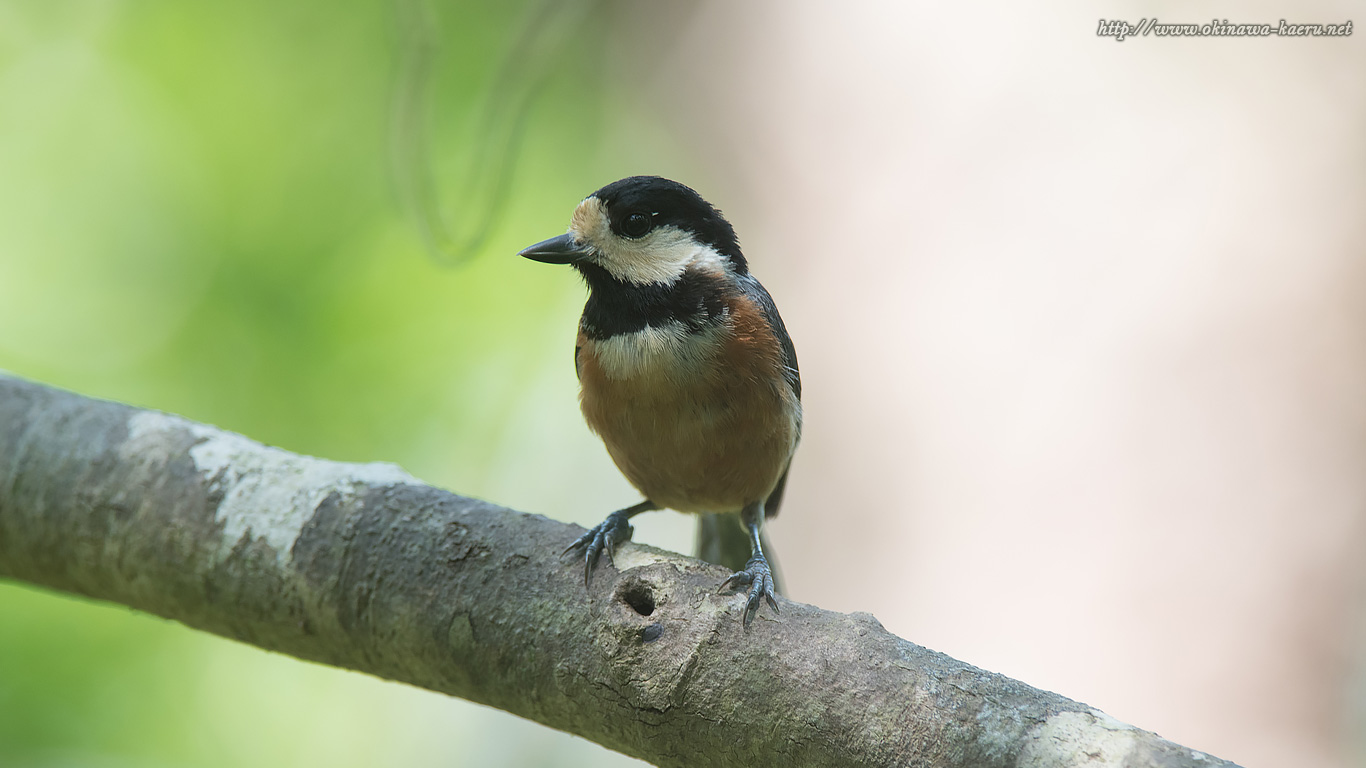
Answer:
[695,513,785,595]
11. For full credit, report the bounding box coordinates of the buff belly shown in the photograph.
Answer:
[577,323,798,514]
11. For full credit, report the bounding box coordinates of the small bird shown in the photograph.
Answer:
[519,176,801,626]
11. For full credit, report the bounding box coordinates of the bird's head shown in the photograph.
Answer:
[519,176,747,286]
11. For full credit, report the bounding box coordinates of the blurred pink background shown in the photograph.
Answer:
[598,2,1366,766]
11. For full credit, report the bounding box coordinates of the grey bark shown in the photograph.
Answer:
[0,373,1239,768]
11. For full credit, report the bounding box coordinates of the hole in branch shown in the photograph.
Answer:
[617,579,655,616]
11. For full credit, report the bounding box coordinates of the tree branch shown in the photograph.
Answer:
[0,373,1238,768]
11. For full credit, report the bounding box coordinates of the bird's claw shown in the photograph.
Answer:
[563,511,634,587]
[719,556,780,627]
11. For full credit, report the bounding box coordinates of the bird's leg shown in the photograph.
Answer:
[563,500,659,586]
[718,501,780,626]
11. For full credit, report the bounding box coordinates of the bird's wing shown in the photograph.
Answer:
[737,273,800,520]
[738,274,801,402]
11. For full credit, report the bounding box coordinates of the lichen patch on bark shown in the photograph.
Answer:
[124,410,418,564]
[1018,710,1144,768]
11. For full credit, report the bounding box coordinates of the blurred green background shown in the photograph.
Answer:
[0,2,697,765]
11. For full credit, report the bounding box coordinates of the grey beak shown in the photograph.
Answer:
[519,233,592,265]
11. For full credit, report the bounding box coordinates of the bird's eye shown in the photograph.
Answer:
[621,212,653,239]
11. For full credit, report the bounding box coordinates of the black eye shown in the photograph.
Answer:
[621,211,653,239]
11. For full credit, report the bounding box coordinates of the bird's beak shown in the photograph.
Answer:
[519,233,592,265]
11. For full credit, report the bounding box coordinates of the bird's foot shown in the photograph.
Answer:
[563,510,635,587]
[719,555,780,627]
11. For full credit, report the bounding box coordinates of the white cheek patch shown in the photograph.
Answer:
[569,196,729,286]
[570,196,612,245]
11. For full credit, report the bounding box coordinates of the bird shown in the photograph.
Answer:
[519,176,801,626]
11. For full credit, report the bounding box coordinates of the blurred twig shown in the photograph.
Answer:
[0,373,1241,768]
[391,0,599,265]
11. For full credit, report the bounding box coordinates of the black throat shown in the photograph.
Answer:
[575,262,730,340]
